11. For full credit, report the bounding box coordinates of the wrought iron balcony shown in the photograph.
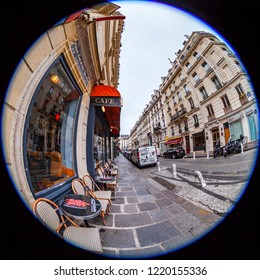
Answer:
[153,125,161,133]
[239,93,248,105]
[170,108,188,122]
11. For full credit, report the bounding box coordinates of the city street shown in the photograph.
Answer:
[140,148,258,215]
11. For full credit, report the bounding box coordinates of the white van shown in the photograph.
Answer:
[131,146,158,167]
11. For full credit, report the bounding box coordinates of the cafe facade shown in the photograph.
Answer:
[2,3,125,206]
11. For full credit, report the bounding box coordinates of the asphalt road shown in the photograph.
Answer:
[139,148,258,215]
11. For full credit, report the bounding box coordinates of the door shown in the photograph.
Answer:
[212,128,220,148]
[185,135,190,154]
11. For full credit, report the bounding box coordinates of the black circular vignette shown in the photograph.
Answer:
[1,0,259,260]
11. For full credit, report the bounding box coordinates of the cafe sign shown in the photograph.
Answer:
[91,96,123,107]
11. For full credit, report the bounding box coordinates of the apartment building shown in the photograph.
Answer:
[129,31,258,156]
[118,134,130,150]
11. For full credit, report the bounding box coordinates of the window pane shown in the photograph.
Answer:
[26,59,80,194]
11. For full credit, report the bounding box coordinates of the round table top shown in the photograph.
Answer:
[59,194,101,221]
[94,175,115,183]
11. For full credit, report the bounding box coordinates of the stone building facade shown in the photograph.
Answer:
[2,2,125,206]
[129,31,258,156]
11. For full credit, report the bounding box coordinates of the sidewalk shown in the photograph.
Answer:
[89,153,221,259]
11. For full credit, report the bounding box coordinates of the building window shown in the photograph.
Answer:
[202,61,211,72]
[235,83,245,98]
[179,73,184,81]
[185,62,191,69]
[199,86,208,100]
[221,94,232,112]
[184,84,190,95]
[193,51,200,59]
[193,114,199,127]
[235,61,244,72]
[25,57,81,196]
[192,72,200,83]
[206,104,215,121]
[177,91,182,101]
[171,126,174,136]
[211,75,222,90]
[178,123,182,134]
[188,97,195,109]
[167,102,171,112]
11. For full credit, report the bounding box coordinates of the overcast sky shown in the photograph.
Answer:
[114,0,233,135]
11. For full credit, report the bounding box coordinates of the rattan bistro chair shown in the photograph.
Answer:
[103,162,118,177]
[33,197,103,253]
[82,173,112,204]
[72,178,109,225]
[96,166,117,191]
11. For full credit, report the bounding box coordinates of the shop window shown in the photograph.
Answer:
[94,116,104,162]
[25,58,81,195]
[193,131,205,151]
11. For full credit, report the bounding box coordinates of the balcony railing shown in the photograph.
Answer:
[170,108,188,122]
[223,105,232,114]
[153,125,161,133]
[239,93,248,105]
[185,90,191,98]
[207,114,216,122]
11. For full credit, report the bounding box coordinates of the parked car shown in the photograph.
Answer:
[163,147,185,159]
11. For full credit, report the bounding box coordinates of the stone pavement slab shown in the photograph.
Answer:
[92,153,221,259]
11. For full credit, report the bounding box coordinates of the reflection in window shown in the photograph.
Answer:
[26,59,80,194]
[94,116,105,162]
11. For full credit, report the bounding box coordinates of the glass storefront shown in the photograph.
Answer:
[25,57,81,196]
[192,131,205,151]
[229,120,243,140]
[247,113,257,141]
[94,116,106,162]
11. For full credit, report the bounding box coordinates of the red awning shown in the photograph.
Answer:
[165,138,183,145]
[93,15,126,22]
[104,107,121,136]
[90,85,121,137]
[64,9,86,23]
[90,85,121,98]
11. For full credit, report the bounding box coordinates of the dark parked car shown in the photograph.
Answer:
[163,147,185,159]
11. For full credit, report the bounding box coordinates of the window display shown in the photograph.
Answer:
[25,58,81,194]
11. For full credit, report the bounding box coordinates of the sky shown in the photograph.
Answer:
[113,0,233,135]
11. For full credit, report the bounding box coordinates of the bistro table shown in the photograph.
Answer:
[59,194,101,227]
[94,175,116,191]
[104,167,118,176]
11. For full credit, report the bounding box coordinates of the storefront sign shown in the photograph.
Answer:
[228,112,241,123]
[91,96,122,107]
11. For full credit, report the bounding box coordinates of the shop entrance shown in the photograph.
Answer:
[185,135,190,154]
